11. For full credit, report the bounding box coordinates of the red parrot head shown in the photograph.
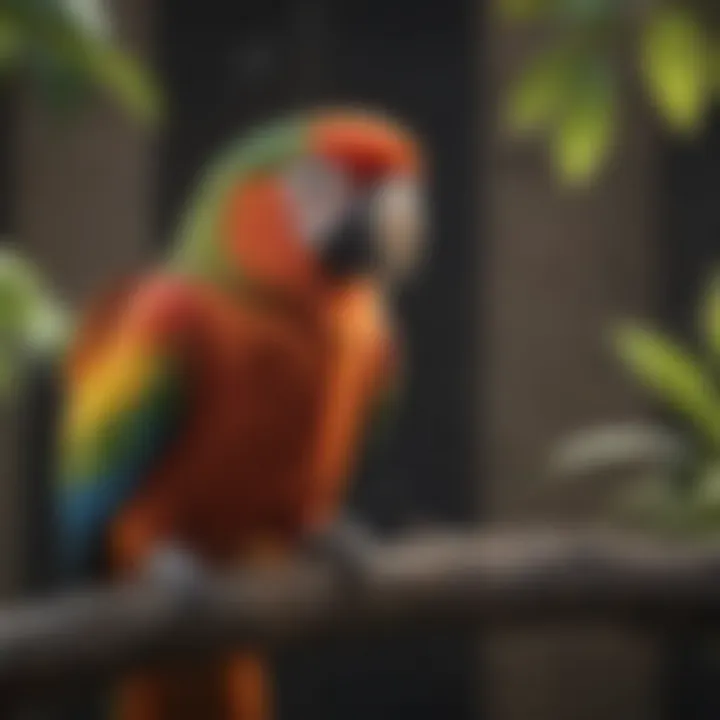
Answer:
[172,108,428,292]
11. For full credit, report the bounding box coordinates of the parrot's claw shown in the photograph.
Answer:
[304,516,379,587]
[141,543,209,608]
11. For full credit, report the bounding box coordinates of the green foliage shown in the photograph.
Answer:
[505,44,618,182]
[500,0,719,185]
[77,40,162,125]
[500,0,554,21]
[701,273,720,358]
[613,323,720,446]
[500,0,619,24]
[0,246,69,397]
[0,13,23,68]
[551,270,720,534]
[505,47,578,136]
[549,57,615,183]
[0,0,162,124]
[641,7,712,133]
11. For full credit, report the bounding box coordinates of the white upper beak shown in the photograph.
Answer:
[371,177,427,284]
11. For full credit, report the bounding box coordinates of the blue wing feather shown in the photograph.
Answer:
[56,370,182,582]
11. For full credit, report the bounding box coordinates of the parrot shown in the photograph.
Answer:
[53,106,427,720]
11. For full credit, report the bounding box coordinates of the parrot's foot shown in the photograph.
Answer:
[141,543,209,608]
[303,516,379,588]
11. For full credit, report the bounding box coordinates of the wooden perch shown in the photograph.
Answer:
[3,528,720,702]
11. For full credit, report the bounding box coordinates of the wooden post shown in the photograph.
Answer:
[483,7,661,720]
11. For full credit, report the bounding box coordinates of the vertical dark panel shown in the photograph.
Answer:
[157,0,325,242]
[0,93,13,236]
[328,0,478,528]
[662,112,720,720]
[280,2,478,719]
[0,88,18,601]
[159,1,477,718]
[662,109,720,334]
[12,360,62,720]
[17,358,60,596]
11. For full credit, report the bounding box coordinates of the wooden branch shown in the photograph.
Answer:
[3,528,720,702]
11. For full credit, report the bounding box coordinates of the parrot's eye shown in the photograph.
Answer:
[371,177,427,282]
[283,159,351,248]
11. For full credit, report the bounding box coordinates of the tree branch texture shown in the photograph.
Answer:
[2,528,720,702]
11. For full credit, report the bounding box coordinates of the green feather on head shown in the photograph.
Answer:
[169,114,311,282]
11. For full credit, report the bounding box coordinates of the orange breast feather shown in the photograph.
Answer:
[72,275,392,564]
[139,282,329,558]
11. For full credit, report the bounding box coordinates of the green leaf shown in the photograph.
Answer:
[613,323,720,447]
[640,7,711,133]
[83,40,163,125]
[26,300,70,353]
[499,0,556,21]
[0,13,24,70]
[0,247,44,332]
[47,21,164,125]
[550,57,616,183]
[700,270,720,360]
[9,1,163,124]
[0,246,69,355]
[505,46,580,136]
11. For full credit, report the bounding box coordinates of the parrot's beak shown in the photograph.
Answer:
[318,194,373,277]
[303,111,426,285]
[319,175,426,287]
[370,176,427,286]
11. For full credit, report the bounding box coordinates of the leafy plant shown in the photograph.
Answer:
[0,246,70,397]
[500,0,718,185]
[549,270,720,534]
[0,0,163,124]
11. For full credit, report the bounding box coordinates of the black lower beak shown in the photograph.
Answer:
[321,199,375,277]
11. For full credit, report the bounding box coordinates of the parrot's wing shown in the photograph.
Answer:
[56,281,185,580]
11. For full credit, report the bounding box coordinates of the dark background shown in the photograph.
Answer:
[661,111,720,720]
[664,109,720,335]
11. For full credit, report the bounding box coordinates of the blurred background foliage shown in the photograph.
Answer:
[0,0,161,398]
[0,247,68,394]
[500,0,720,184]
[551,271,720,533]
[0,0,162,123]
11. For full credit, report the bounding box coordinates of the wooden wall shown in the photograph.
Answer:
[482,6,661,720]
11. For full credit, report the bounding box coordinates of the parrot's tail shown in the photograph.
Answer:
[225,653,274,720]
[113,653,272,720]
